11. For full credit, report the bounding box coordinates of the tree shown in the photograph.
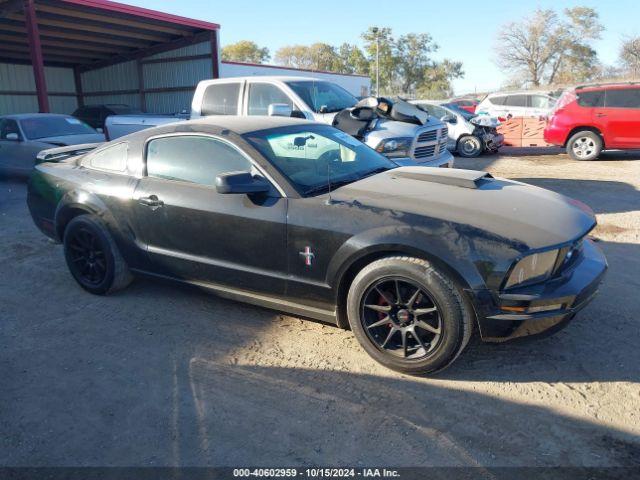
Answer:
[221,40,270,64]
[362,27,396,94]
[336,43,369,76]
[494,7,603,87]
[275,43,341,71]
[620,36,640,76]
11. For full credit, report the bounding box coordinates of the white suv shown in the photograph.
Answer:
[476,91,556,119]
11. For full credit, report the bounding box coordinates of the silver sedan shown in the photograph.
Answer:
[0,113,104,177]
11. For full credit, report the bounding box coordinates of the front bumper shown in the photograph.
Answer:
[483,132,504,151]
[472,238,607,342]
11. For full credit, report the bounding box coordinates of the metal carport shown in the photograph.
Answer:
[0,0,220,113]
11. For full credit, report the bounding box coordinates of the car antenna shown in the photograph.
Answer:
[326,161,334,205]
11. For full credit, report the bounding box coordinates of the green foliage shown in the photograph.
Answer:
[221,40,270,64]
[495,6,603,87]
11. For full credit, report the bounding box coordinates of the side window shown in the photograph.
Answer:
[201,83,240,116]
[248,83,293,115]
[489,96,506,106]
[505,95,527,107]
[0,119,21,140]
[605,88,640,109]
[146,136,251,186]
[88,142,128,172]
[577,91,605,108]
[531,95,552,109]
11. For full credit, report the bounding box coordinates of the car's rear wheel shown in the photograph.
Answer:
[63,214,133,295]
[457,135,483,157]
[346,257,473,375]
[567,131,602,161]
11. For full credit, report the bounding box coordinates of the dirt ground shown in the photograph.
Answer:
[1,148,639,468]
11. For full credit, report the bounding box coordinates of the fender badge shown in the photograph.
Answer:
[299,246,315,266]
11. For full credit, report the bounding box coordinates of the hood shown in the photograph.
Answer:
[332,167,595,250]
[470,116,499,128]
[37,133,105,146]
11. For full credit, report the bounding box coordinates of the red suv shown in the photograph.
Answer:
[544,83,640,160]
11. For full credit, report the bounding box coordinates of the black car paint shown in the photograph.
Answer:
[27,119,607,340]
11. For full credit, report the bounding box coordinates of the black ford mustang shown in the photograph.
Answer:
[27,117,607,374]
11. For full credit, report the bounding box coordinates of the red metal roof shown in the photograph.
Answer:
[60,0,219,30]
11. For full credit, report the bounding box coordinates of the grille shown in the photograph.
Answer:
[441,127,448,138]
[414,145,437,158]
[417,130,437,142]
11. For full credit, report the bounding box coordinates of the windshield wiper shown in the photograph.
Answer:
[303,177,360,197]
[359,166,393,179]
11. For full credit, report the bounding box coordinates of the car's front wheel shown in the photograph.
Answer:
[346,257,473,375]
[457,135,483,157]
[63,214,133,295]
[567,131,602,160]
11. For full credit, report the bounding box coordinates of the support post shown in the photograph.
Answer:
[73,67,84,108]
[136,59,146,112]
[23,0,49,112]
[210,30,220,79]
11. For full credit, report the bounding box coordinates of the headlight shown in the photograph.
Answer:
[375,137,413,158]
[504,249,559,289]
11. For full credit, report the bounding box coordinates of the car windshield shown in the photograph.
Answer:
[286,81,357,114]
[244,125,397,196]
[20,116,96,140]
[442,103,475,120]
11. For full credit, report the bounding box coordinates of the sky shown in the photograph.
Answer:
[126,0,638,95]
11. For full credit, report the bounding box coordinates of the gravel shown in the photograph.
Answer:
[1,148,639,467]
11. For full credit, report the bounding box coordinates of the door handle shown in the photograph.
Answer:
[138,195,164,209]
[595,113,607,117]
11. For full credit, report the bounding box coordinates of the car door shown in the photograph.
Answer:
[0,119,38,174]
[596,88,640,148]
[503,94,528,118]
[132,133,288,296]
[245,82,295,116]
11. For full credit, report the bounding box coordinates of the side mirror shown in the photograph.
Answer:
[442,114,457,124]
[268,103,292,117]
[5,133,20,141]
[215,171,270,195]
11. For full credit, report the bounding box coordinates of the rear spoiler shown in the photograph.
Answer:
[36,143,103,164]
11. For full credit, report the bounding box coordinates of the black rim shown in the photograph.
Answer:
[67,227,107,285]
[360,277,442,360]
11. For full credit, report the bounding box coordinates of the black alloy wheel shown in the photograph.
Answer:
[360,277,442,360]
[66,226,108,286]
[63,214,133,295]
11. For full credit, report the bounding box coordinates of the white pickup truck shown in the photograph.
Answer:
[105,76,453,168]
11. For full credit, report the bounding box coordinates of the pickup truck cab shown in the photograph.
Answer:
[190,76,453,168]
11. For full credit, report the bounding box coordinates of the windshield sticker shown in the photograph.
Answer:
[65,118,82,125]
[333,131,363,147]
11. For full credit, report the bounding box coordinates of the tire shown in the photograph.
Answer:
[457,135,483,158]
[63,214,133,295]
[567,131,603,161]
[346,256,473,375]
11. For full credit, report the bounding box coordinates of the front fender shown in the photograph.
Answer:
[326,223,488,295]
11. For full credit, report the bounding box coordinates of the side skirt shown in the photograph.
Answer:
[130,269,338,325]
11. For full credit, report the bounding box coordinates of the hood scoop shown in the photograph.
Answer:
[390,167,493,189]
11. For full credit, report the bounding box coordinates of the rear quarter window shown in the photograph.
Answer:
[87,142,128,172]
[605,88,640,109]
[577,90,605,107]
[489,96,507,105]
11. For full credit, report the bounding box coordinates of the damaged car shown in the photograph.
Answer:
[412,100,504,157]
[27,116,607,375]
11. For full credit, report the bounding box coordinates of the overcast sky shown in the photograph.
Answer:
[128,0,638,94]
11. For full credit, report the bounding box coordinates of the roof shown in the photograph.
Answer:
[0,0,219,69]
[203,76,331,84]
[184,116,319,134]
[1,113,72,120]
[575,82,640,91]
